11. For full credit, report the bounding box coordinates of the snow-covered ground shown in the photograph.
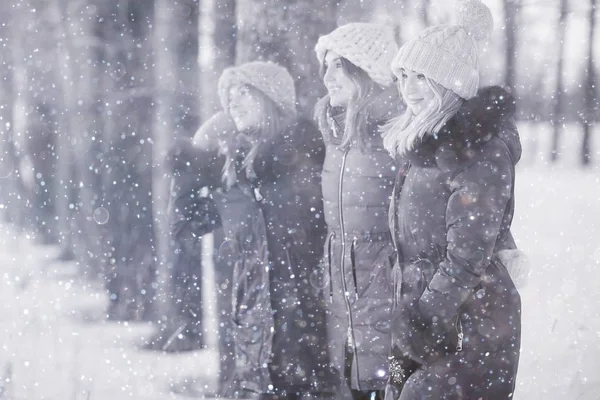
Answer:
[0,122,598,399]
[512,122,600,399]
[0,236,219,399]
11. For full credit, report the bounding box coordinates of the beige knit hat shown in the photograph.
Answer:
[392,0,493,100]
[315,22,398,87]
[218,61,297,118]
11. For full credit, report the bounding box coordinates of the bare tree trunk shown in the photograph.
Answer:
[66,0,106,274]
[337,0,374,24]
[503,0,520,91]
[152,0,202,350]
[551,0,568,162]
[200,0,237,119]
[581,0,597,166]
[421,0,431,27]
[98,0,157,321]
[0,4,16,223]
[45,0,79,260]
[9,2,33,235]
[236,0,338,117]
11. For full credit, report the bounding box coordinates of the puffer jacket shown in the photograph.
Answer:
[388,86,522,399]
[319,87,402,391]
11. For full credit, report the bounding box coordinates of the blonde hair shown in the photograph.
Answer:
[382,77,463,159]
[315,54,381,151]
[222,85,295,188]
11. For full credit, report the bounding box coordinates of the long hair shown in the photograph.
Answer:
[221,85,295,188]
[382,77,463,159]
[314,54,380,151]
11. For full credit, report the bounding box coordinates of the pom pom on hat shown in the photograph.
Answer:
[456,0,494,41]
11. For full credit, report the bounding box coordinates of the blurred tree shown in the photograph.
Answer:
[151,0,202,351]
[49,0,80,262]
[551,0,568,162]
[581,0,596,166]
[60,0,107,275]
[236,0,338,116]
[419,0,431,26]
[0,3,17,224]
[337,0,375,24]
[98,0,157,321]
[503,0,520,91]
[9,1,36,237]
[199,0,237,119]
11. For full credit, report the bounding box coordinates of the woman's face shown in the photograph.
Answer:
[323,51,357,108]
[228,84,264,132]
[397,68,435,116]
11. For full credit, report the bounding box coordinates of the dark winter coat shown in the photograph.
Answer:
[166,136,261,395]
[165,138,224,345]
[319,87,402,391]
[167,141,223,251]
[388,87,522,399]
[235,118,336,394]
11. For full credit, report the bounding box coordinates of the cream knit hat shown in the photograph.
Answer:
[392,0,493,99]
[315,22,398,87]
[218,61,297,118]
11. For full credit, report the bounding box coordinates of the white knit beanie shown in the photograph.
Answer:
[315,22,398,88]
[218,61,297,118]
[392,0,494,100]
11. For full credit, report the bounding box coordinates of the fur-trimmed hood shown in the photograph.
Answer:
[406,86,522,170]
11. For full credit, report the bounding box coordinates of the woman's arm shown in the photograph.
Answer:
[419,145,514,324]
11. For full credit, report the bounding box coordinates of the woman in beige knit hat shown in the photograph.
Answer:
[217,61,337,400]
[313,22,403,400]
[382,1,522,399]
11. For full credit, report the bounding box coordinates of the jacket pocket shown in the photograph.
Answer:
[350,238,359,300]
[323,231,335,303]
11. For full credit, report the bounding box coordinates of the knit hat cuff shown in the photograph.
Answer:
[394,39,479,99]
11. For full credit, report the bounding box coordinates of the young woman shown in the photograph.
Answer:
[314,23,402,400]
[382,1,522,398]
[217,61,336,399]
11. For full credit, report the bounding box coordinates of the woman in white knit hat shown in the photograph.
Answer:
[217,61,336,400]
[382,1,522,398]
[314,23,403,400]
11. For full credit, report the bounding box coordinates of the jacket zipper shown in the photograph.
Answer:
[455,315,464,352]
[350,238,359,300]
[338,147,360,387]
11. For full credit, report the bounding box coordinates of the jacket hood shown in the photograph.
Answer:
[452,86,521,164]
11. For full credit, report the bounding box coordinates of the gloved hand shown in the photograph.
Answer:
[384,347,419,400]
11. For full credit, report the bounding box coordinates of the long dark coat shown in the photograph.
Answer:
[166,139,223,349]
[234,118,336,394]
[318,87,401,392]
[388,87,522,399]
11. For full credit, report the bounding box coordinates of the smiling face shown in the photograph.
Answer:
[323,51,357,108]
[397,68,436,116]
[228,84,265,132]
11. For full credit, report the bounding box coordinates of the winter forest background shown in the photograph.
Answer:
[0,0,598,399]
